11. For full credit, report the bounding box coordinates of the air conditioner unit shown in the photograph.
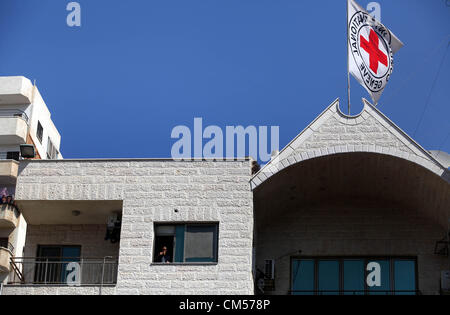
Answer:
[441,270,450,292]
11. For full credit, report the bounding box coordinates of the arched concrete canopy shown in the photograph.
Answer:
[251,98,449,190]
[253,152,450,296]
[253,151,450,231]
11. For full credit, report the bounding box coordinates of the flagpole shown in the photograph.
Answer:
[346,0,351,115]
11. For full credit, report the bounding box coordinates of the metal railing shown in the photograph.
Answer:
[8,257,118,286]
[0,152,19,161]
[0,109,29,124]
[289,290,420,295]
[0,241,14,254]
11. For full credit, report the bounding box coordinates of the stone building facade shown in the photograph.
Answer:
[3,159,254,295]
[1,99,449,295]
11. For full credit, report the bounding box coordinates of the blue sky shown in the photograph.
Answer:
[0,0,449,159]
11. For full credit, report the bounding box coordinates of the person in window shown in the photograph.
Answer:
[156,246,171,263]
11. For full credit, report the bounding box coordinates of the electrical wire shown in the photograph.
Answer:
[435,129,450,161]
[381,35,450,106]
[413,41,450,138]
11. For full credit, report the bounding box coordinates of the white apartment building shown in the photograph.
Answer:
[0,76,62,286]
[0,77,449,295]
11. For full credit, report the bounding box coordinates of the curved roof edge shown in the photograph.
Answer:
[250,98,449,190]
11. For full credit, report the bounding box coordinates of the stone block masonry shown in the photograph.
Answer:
[4,159,254,295]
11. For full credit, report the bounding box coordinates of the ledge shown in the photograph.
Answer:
[19,157,251,162]
[0,160,19,182]
[3,284,117,287]
[151,262,218,266]
[0,204,20,228]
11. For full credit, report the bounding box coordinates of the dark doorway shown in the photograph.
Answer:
[154,236,174,263]
[34,245,81,283]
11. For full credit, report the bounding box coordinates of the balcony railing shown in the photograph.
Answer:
[0,109,29,124]
[0,152,19,161]
[8,257,118,286]
[0,240,14,253]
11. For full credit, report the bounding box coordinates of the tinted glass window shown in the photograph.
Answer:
[154,223,218,263]
[291,257,416,295]
[318,260,339,295]
[343,259,365,295]
[394,260,416,295]
[292,259,315,295]
[37,121,43,143]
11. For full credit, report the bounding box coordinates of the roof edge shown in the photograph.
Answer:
[362,98,448,171]
[251,97,340,180]
[19,157,251,163]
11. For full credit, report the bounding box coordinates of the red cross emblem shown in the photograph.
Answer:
[360,29,388,75]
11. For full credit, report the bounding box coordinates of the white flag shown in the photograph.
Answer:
[348,0,403,104]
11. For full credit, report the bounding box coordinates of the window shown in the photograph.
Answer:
[36,121,43,144]
[34,245,81,284]
[292,259,315,295]
[6,152,20,161]
[343,259,365,295]
[317,260,340,295]
[291,257,417,295]
[153,223,218,263]
[46,138,59,159]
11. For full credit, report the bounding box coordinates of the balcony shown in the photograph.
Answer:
[0,110,29,145]
[0,244,13,273]
[0,204,20,229]
[8,257,118,285]
[0,200,122,294]
[0,159,19,184]
[0,76,33,105]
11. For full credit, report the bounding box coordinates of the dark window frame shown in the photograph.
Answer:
[46,137,59,160]
[153,222,219,265]
[36,121,44,144]
[6,151,20,161]
[34,245,82,284]
[36,244,82,258]
[289,256,418,295]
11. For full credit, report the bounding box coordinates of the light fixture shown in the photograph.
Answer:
[20,144,36,159]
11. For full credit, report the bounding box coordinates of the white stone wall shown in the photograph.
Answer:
[3,285,117,295]
[3,159,254,295]
[28,87,62,159]
[294,115,413,153]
